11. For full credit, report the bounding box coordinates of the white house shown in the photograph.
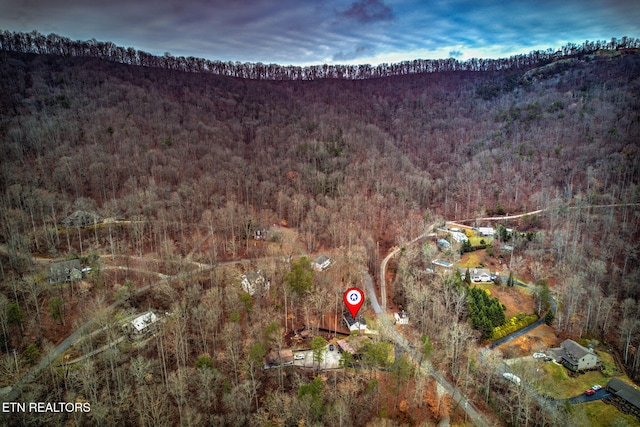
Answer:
[343,313,378,335]
[394,311,409,325]
[477,227,495,237]
[241,271,270,296]
[459,268,492,282]
[450,231,469,243]
[130,311,159,337]
[312,255,332,272]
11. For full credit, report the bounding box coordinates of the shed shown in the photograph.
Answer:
[478,227,495,237]
[437,239,451,250]
[606,378,640,420]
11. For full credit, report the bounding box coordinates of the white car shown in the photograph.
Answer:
[533,353,546,359]
[592,384,602,391]
[294,354,305,360]
[502,372,521,385]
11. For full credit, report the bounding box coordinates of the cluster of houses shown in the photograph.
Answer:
[436,225,496,249]
[239,255,331,296]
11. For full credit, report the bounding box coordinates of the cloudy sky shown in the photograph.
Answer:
[1,0,638,65]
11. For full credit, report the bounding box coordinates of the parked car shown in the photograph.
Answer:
[502,372,521,385]
[592,384,602,391]
[533,352,546,359]
[294,354,305,360]
[585,389,595,396]
[329,344,335,351]
[543,357,553,362]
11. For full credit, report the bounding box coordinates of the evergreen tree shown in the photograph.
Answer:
[545,310,555,326]
[285,257,313,296]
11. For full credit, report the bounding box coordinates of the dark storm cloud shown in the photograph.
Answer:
[340,0,394,23]
[0,0,638,65]
[333,45,375,61]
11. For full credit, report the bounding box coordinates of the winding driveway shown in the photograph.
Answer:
[372,223,493,427]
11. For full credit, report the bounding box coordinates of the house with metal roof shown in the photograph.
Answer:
[129,311,159,338]
[312,255,332,271]
[606,378,640,420]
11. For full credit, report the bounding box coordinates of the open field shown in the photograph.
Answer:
[582,400,639,426]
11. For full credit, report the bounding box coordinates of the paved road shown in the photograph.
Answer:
[567,389,611,404]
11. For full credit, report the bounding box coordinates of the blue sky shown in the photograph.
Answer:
[1,0,638,65]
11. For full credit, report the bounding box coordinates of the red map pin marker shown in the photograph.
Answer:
[343,287,365,319]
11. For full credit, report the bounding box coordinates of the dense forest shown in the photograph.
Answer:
[0,31,639,426]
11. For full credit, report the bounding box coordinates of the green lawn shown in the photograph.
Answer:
[538,361,608,398]
[583,400,639,426]
[536,357,639,426]
[469,235,493,247]
[457,252,483,268]
[598,350,625,376]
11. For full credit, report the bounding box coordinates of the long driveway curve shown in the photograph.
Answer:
[370,223,494,427]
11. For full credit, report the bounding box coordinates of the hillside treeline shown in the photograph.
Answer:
[1,30,639,80]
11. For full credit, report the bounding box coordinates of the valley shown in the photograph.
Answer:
[1,35,639,426]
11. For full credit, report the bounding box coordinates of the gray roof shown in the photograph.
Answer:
[437,238,451,248]
[49,259,81,284]
[607,378,640,409]
[62,210,100,228]
[561,339,594,362]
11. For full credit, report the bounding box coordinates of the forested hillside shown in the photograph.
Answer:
[0,36,639,426]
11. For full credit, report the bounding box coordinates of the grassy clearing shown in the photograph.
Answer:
[469,235,493,247]
[583,400,639,426]
[597,350,624,376]
[538,362,608,398]
[531,349,638,425]
[458,252,483,268]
